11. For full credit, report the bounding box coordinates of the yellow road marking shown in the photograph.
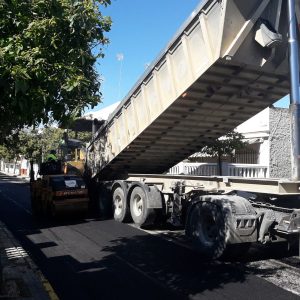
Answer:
[37,270,60,300]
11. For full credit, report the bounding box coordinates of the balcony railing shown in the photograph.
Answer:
[227,163,268,178]
[168,162,268,178]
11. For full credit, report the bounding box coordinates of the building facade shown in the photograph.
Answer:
[169,107,291,179]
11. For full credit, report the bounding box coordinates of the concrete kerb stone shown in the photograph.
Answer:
[0,172,30,184]
[0,255,2,296]
[0,222,53,299]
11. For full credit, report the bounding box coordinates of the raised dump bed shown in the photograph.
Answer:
[88,0,292,179]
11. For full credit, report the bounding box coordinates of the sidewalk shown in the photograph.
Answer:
[0,173,56,299]
[0,221,55,299]
[0,171,30,182]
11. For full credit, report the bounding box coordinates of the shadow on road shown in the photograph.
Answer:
[3,217,300,300]
[0,173,299,299]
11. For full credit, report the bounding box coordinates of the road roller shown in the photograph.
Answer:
[30,141,89,217]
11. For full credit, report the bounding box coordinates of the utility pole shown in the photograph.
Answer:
[117,53,124,100]
[288,0,300,180]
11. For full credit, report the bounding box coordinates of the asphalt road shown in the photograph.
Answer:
[0,173,300,300]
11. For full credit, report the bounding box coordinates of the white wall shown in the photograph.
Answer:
[84,102,121,121]
[236,108,270,139]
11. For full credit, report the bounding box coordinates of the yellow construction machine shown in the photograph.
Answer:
[30,139,89,217]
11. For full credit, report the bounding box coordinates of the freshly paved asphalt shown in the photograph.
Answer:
[0,173,299,300]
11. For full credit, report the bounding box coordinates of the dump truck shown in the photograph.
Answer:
[84,0,300,258]
[30,140,89,217]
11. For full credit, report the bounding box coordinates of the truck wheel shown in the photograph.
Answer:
[98,187,113,218]
[186,201,227,259]
[112,187,131,222]
[130,186,155,227]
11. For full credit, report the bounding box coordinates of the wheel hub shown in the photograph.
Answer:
[114,195,123,216]
[133,194,143,217]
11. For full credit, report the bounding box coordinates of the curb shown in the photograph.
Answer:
[0,172,30,183]
[0,222,57,300]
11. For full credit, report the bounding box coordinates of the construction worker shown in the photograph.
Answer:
[46,150,57,162]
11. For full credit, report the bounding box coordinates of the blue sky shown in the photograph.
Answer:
[89,0,201,111]
[89,0,289,112]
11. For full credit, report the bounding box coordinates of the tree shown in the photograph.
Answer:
[19,127,63,180]
[0,134,22,161]
[0,133,24,173]
[17,127,64,163]
[68,130,92,143]
[38,127,64,161]
[200,131,248,176]
[0,0,111,140]
[0,127,63,164]
[18,130,42,162]
[0,144,16,162]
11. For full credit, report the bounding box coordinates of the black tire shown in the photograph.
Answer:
[112,187,131,222]
[130,186,155,227]
[222,243,252,260]
[186,201,227,259]
[98,187,113,218]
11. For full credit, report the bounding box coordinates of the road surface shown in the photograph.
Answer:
[0,173,299,300]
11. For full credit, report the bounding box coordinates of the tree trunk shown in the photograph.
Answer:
[29,160,35,182]
[13,157,17,175]
[218,154,222,176]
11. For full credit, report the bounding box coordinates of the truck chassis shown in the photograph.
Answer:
[85,0,300,259]
[88,174,300,259]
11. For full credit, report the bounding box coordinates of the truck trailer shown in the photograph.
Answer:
[84,0,300,258]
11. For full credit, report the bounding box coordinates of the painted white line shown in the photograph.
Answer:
[5,246,28,260]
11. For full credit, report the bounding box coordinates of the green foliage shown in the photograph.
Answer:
[201,131,247,158]
[0,144,13,161]
[0,127,64,163]
[19,127,64,162]
[39,127,64,158]
[200,130,247,175]
[0,0,111,140]
[18,130,42,161]
[68,130,92,143]
[0,133,22,161]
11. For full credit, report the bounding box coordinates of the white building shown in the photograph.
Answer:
[169,107,291,179]
[84,102,121,121]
